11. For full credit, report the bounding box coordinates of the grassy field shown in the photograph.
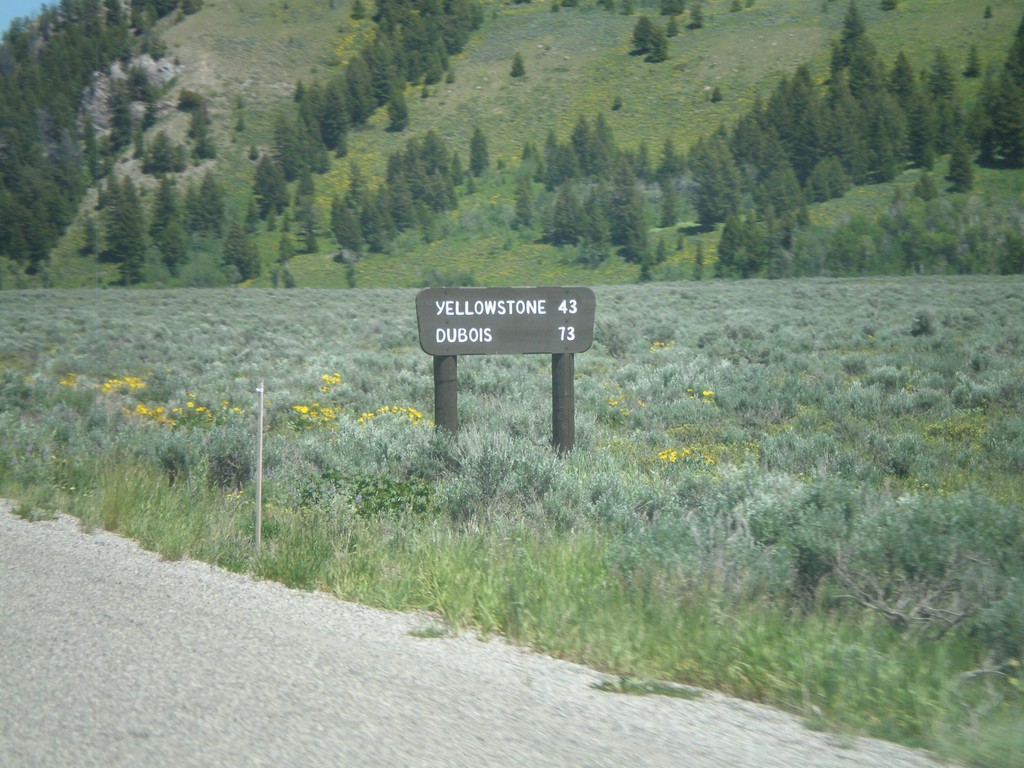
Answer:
[2,275,1022,765]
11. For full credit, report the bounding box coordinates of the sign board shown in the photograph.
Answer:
[416,286,595,356]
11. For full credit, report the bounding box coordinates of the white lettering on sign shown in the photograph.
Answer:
[436,327,494,344]
[435,299,547,317]
[416,286,595,356]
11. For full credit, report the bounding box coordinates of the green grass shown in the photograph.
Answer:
[2,277,1022,764]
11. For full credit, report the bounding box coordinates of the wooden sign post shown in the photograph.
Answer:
[416,286,595,453]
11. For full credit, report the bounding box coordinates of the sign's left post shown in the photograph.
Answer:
[433,354,458,434]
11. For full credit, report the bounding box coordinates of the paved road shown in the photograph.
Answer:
[0,507,943,767]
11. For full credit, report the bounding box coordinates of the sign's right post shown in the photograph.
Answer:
[552,352,575,454]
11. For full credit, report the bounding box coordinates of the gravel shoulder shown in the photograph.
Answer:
[0,504,945,767]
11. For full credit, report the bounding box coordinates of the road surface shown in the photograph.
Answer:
[0,505,943,767]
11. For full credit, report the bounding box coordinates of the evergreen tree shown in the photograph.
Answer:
[578,188,611,266]
[905,85,937,170]
[1005,12,1024,85]
[632,16,654,54]
[278,232,295,264]
[103,176,147,285]
[514,175,534,228]
[659,180,678,227]
[656,137,686,180]
[688,1,703,29]
[947,136,974,193]
[831,1,882,98]
[547,183,583,245]
[316,79,350,151]
[331,195,363,252]
[716,212,764,278]
[688,133,741,229]
[913,172,938,201]
[361,188,397,253]
[108,81,135,153]
[273,115,304,182]
[157,217,188,275]
[150,177,180,243]
[511,51,526,78]
[826,72,872,184]
[571,116,595,175]
[450,151,465,188]
[387,86,409,131]
[609,160,649,262]
[592,114,617,176]
[253,155,289,219]
[766,65,825,184]
[469,126,489,176]
[887,51,916,103]
[964,44,982,79]
[190,172,225,236]
[647,24,669,63]
[864,92,903,181]
[805,155,849,202]
[142,131,185,176]
[222,219,261,281]
[345,57,375,124]
[981,68,1024,167]
[188,100,216,160]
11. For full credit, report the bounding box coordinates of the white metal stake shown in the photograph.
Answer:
[255,381,264,553]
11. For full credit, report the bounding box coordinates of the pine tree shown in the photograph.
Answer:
[278,232,295,264]
[659,180,678,227]
[514,175,533,228]
[947,136,974,193]
[253,155,289,219]
[345,58,375,125]
[905,86,937,170]
[469,126,489,176]
[142,131,185,176]
[511,51,526,78]
[964,44,982,79]
[632,16,654,54]
[387,86,409,132]
[980,15,1024,167]
[189,101,216,160]
[688,133,741,229]
[913,172,938,201]
[647,24,669,63]
[547,183,583,245]
[331,195,363,252]
[317,79,349,151]
[103,176,147,285]
[578,188,611,266]
[571,116,595,175]
[222,219,261,281]
[716,212,764,278]
[190,172,225,236]
[656,137,685,180]
[609,161,649,263]
[688,1,703,29]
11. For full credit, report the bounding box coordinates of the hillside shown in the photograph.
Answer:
[2,0,1023,288]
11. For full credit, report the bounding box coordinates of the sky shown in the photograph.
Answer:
[1,1,45,34]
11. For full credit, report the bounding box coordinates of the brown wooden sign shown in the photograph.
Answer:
[416,286,595,356]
